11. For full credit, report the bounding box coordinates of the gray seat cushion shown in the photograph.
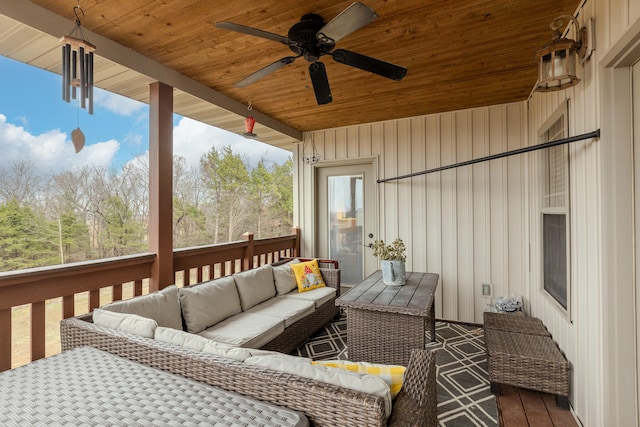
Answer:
[198,312,285,348]
[246,297,315,327]
[279,286,337,308]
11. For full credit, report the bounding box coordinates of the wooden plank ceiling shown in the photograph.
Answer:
[27,0,579,134]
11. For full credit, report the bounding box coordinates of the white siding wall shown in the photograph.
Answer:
[294,1,640,425]
[527,0,640,425]
[297,103,528,324]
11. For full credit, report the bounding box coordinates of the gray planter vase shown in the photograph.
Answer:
[381,260,406,286]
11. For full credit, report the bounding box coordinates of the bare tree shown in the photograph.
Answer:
[0,159,43,205]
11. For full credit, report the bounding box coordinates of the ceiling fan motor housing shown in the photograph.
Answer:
[288,13,335,62]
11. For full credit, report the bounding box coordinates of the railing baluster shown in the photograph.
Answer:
[134,279,143,296]
[113,284,123,302]
[62,295,74,319]
[31,301,46,361]
[89,290,100,311]
[0,308,11,372]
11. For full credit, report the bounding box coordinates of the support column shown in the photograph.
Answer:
[149,82,173,291]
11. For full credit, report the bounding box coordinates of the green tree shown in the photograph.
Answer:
[56,210,90,263]
[0,199,58,271]
[100,195,145,257]
[270,157,294,235]
[248,159,273,238]
[201,146,250,242]
[174,156,207,247]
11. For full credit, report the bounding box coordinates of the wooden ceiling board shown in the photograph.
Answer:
[22,0,579,134]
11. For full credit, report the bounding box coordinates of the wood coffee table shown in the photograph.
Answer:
[336,270,439,366]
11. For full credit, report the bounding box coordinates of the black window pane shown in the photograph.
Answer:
[543,214,567,309]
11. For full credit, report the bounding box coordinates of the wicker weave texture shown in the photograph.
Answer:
[347,308,426,366]
[485,329,569,396]
[389,349,438,427]
[61,316,388,427]
[483,312,551,337]
[0,346,308,426]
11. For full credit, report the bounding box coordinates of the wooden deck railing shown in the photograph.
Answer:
[0,229,300,372]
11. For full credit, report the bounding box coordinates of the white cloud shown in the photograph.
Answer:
[173,117,291,168]
[0,114,119,175]
[94,89,145,116]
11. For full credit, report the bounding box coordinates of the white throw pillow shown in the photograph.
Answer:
[179,276,242,333]
[154,327,251,362]
[244,355,393,419]
[233,264,277,311]
[272,259,301,295]
[92,309,157,339]
[99,285,182,330]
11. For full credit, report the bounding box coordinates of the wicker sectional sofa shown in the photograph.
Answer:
[60,260,438,426]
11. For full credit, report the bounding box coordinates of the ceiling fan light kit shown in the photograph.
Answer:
[215,1,407,105]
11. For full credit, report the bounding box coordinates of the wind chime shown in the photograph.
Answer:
[60,1,95,152]
[242,101,257,139]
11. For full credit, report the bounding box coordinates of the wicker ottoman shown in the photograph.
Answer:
[483,311,551,337]
[484,328,570,409]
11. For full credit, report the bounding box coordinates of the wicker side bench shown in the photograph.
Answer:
[484,313,569,409]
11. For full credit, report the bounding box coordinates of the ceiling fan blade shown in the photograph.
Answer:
[309,62,332,105]
[215,22,296,46]
[236,56,298,88]
[316,2,378,45]
[332,49,407,81]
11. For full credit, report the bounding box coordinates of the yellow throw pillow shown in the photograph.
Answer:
[291,259,326,293]
[311,360,406,399]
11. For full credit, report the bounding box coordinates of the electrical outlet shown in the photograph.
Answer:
[481,283,493,297]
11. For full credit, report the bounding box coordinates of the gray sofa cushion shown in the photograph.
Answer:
[233,264,277,311]
[92,309,158,338]
[198,312,284,348]
[179,276,242,333]
[246,297,315,328]
[154,327,252,361]
[272,258,301,295]
[279,286,337,308]
[99,285,182,330]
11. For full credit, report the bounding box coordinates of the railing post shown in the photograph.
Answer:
[148,81,174,291]
[0,308,11,372]
[242,232,254,271]
[292,226,301,257]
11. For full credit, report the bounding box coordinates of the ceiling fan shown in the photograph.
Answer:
[215,2,407,105]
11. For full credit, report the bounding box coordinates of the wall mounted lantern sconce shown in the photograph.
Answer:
[535,15,594,92]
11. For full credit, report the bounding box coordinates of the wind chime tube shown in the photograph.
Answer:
[79,46,86,110]
[72,50,77,100]
[61,44,66,101]
[63,43,71,102]
[88,51,94,115]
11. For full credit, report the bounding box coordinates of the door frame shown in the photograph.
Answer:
[311,157,379,279]
[600,18,640,427]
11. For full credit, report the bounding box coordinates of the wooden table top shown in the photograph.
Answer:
[336,271,439,316]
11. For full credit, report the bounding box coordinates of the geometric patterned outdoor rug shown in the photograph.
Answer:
[292,315,499,427]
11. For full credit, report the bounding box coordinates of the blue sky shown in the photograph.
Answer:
[0,56,291,176]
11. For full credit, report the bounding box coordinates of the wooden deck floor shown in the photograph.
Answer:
[497,385,580,427]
